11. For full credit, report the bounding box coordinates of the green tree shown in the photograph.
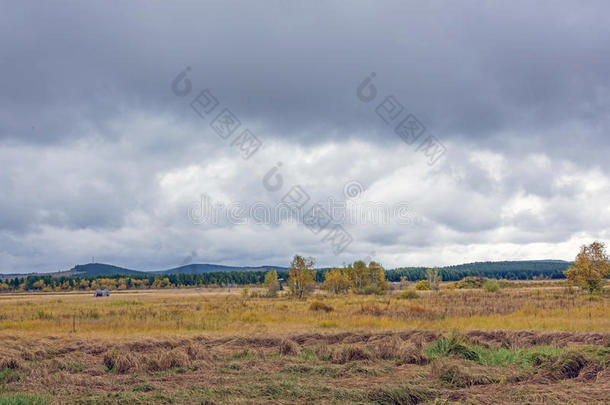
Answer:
[263,270,280,297]
[344,261,368,291]
[565,241,610,294]
[344,261,387,294]
[288,255,316,299]
[323,268,350,294]
[368,261,388,294]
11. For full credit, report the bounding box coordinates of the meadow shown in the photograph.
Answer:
[0,284,608,404]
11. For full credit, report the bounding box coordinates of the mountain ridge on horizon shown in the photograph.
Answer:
[1,259,571,278]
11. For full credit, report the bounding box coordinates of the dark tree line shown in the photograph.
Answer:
[1,260,572,292]
[387,261,570,282]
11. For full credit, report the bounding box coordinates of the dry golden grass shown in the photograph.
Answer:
[0,285,608,339]
[0,284,608,404]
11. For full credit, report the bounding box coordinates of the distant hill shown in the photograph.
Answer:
[2,259,572,281]
[68,262,288,277]
[72,263,144,277]
[152,264,288,275]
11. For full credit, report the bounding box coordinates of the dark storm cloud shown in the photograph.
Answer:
[2,1,609,149]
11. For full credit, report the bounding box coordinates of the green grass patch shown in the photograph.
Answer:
[425,335,479,361]
[475,345,564,367]
[0,394,47,405]
[425,335,568,368]
[0,369,24,384]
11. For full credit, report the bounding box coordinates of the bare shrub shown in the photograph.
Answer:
[426,268,442,290]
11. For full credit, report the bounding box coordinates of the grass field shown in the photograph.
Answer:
[0,284,608,404]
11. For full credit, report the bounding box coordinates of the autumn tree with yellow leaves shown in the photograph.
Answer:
[565,241,610,294]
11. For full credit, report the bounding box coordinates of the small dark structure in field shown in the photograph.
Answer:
[94,288,110,297]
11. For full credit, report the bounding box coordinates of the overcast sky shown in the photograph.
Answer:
[1,1,610,273]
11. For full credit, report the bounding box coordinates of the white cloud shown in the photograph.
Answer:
[2,123,609,273]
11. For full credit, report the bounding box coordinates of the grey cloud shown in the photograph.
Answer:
[1,1,610,272]
[2,1,609,149]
